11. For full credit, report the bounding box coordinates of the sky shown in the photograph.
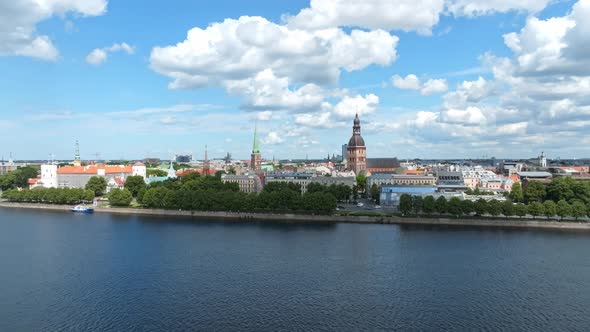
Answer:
[1,0,589,161]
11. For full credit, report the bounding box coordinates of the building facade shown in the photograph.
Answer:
[310,176,356,188]
[265,173,314,193]
[0,159,26,175]
[367,174,437,188]
[346,114,366,175]
[221,174,263,193]
[40,163,147,189]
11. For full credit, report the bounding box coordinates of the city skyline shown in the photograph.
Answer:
[2,0,590,160]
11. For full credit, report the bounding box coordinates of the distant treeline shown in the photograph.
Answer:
[399,194,590,220]
[137,173,339,215]
[2,188,95,204]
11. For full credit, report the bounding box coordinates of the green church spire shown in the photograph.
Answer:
[252,122,260,154]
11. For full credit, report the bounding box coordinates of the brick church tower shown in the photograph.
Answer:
[346,114,366,175]
[251,123,262,171]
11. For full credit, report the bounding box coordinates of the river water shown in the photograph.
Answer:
[1,207,589,331]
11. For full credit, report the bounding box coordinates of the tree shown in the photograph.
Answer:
[474,198,487,216]
[509,183,524,203]
[513,203,527,218]
[543,200,557,219]
[501,200,514,217]
[147,169,167,177]
[571,201,586,220]
[412,196,423,215]
[422,196,436,214]
[523,181,546,203]
[527,201,544,219]
[124,175,146,197]
[461,199,474,216]
[108,188,133,207]
[181,172,201,182]
[356,174,366,193]
[557,200,571,220]
[447,197,462,216]
[546,177,575,203]
[85,176,107,196]
[486,199,502,217]
[399,194,412,215]
[370,184,380,203]
[13,167,39,188]
[435,196,447,214]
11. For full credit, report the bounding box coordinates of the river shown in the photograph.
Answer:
[1,207,589,331]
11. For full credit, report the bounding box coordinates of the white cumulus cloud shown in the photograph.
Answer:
[421,78,449,95]
[392,74,421,90]
[392,74,448,95]
[0,0,107,61]
[86,42,135,65]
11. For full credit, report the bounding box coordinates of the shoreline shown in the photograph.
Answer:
[1,202,590,231]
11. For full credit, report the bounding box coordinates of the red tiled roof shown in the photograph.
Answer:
[57,164,133,175]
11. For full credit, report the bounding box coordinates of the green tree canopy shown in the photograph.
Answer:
[356,174,366,192]
[370,184,380,203]
[513,203,527,218]
[527,201,544,219]
[447,197,463,216]
[461,199,474,215]
[474,198,487,216]
[509,183,524,203]
[501,200,514,217]
[422,196,436,214]
[571,201,586,220]
[543,200,557,219]
[124,176,146,197]
[85,176,107,196]
[108,188,133,207]
[435,196,447,214]
[486,199,502,216]
[399,194,412,215]
[557,200,572,220]
[523,181,546,203]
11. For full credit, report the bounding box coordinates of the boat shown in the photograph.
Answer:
[71,205,94,214]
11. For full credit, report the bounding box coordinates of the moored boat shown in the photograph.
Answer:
[71,205,94,213]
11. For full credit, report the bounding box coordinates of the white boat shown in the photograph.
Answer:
[71,205,94,214]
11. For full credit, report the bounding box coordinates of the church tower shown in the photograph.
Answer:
[347,114,366,175]
[203,145,210,176]
[73,140,81,167]
[251,123,262,171]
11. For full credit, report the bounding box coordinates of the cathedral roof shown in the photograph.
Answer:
[348,135,365,147]
[348,113,365,147]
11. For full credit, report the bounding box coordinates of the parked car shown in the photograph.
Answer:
[374,205,382,209]
[356,202,364,207]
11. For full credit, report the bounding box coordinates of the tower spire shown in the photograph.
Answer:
[203,145,210,176]
[252,121,260,154]
[73,140,81,167]
[250,122,262,171]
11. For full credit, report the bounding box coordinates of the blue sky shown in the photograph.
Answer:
[1,0,589,161]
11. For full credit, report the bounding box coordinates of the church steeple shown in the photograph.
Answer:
[347,114,367,175]
[203,145,210,176]
[252,122,260,154]
[250,122,262,171]
[73,140,81,167]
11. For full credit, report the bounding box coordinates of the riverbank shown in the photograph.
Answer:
[1,202,590,231]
